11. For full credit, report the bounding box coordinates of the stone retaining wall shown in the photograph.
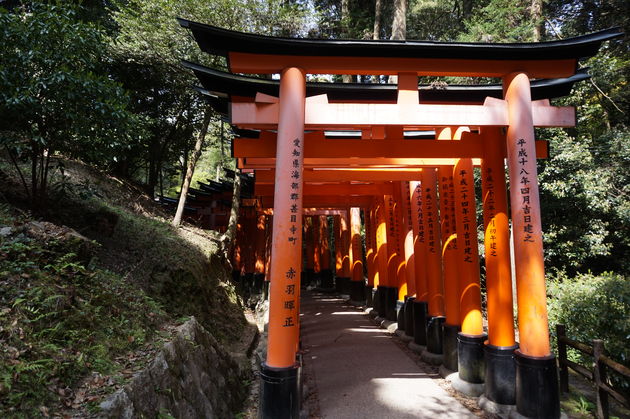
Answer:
[99,317,249,418]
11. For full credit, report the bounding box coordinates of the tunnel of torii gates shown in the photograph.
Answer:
[178,18,621,419]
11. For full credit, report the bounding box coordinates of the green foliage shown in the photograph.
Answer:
[458,0,536,42]
[0,226,166,415]
[407,0,467,41]
[538,129,613,271]
[106,0,309,196]
[547,271,630,391]
[0,2,139,204]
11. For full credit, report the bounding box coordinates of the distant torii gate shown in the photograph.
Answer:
[179,19,621,419]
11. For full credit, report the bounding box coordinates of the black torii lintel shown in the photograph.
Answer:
[177,17,621,70]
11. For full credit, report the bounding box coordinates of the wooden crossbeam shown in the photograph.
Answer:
[231,98,575,129]
[254,169,425,183]
[234,136,549,159]
[240,157,484,169]
[254,183,393,197]
[259,195,373,208]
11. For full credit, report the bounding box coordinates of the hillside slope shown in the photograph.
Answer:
[0,159,247,416]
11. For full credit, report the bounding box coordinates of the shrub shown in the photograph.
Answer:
[547,271,630,391]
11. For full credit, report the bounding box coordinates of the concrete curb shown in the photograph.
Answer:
[451,374,485,397]
[478,395,516,416]
[508,410,568,419]
[372,316,398,333]
[408,341,426,354]
[421,349,444,365]
[394,330,414,342]
[439,365,457,381]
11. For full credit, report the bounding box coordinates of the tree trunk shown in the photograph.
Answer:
[389,0,407,85]
[373,0,382,40]
[30,140,38,207]
[462,0,473,21]
[391,0,407,41]
[531,0,543,41]
[172,107,212,227]
[341,0,353,83]
[221,168,242,259]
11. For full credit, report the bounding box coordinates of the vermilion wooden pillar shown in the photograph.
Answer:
[384,194,402,321]
[480,127,518,408]
[422,169,444,318]
[399,181,417,338]
[304,216,315,286]
[336,210,351,293]
[253,213,267,294]
[390,182,409,332]
[409,178,430,346]
[374,196,390,318]
[438,164,460,373]
[452,157,486,394]
[261,67,305,419]
[232,220,244,282]
[349,207,365,303]
[243,211,257,292]
[422,168,446,359]
[312,215,321,274]
[319,215,333,288]
[409,179,428,301]
[400,182,416,297]
[392,186,409,303]
[365,204,377,306]
[334,215,343,277]
[504,72,559,418]
[453,160,483,335]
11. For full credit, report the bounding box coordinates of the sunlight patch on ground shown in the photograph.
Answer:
[331,311,364,315]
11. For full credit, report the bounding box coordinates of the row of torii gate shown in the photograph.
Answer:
[178,19,621,419]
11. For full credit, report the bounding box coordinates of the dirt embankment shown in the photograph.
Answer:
[0,159,251,417]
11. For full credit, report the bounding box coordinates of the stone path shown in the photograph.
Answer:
[300,290,476,419]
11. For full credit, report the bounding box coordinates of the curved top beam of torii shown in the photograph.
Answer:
[177,18,621,77]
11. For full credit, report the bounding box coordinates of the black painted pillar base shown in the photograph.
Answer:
[334,276,349,293]
[253,273,265,294]
[342,277,352,295]
[426,316,446,354]
[259,363,300,419]
[442,324,460,372]
[412,300,429,345]
[313,271,322,288]
[365,285,374,307]
[404,297,416,337]
[397,298,406,329]
[376,286,386,317]
[484,343,518,406]
[263,281,270,300]
[321,269,334,289]
[385,287,399,321]
[350,280,365,303]
[458,333,487,384]
[515,350,560,419]
[244,272,254,286]
[306,269,315,287]
[232,270,241,283]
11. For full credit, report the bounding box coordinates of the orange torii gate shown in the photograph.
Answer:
[179,18,620,419]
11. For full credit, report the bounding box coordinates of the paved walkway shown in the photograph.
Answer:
[300,290,476,419]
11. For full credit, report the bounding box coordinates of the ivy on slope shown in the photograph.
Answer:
[0,206,167,416]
